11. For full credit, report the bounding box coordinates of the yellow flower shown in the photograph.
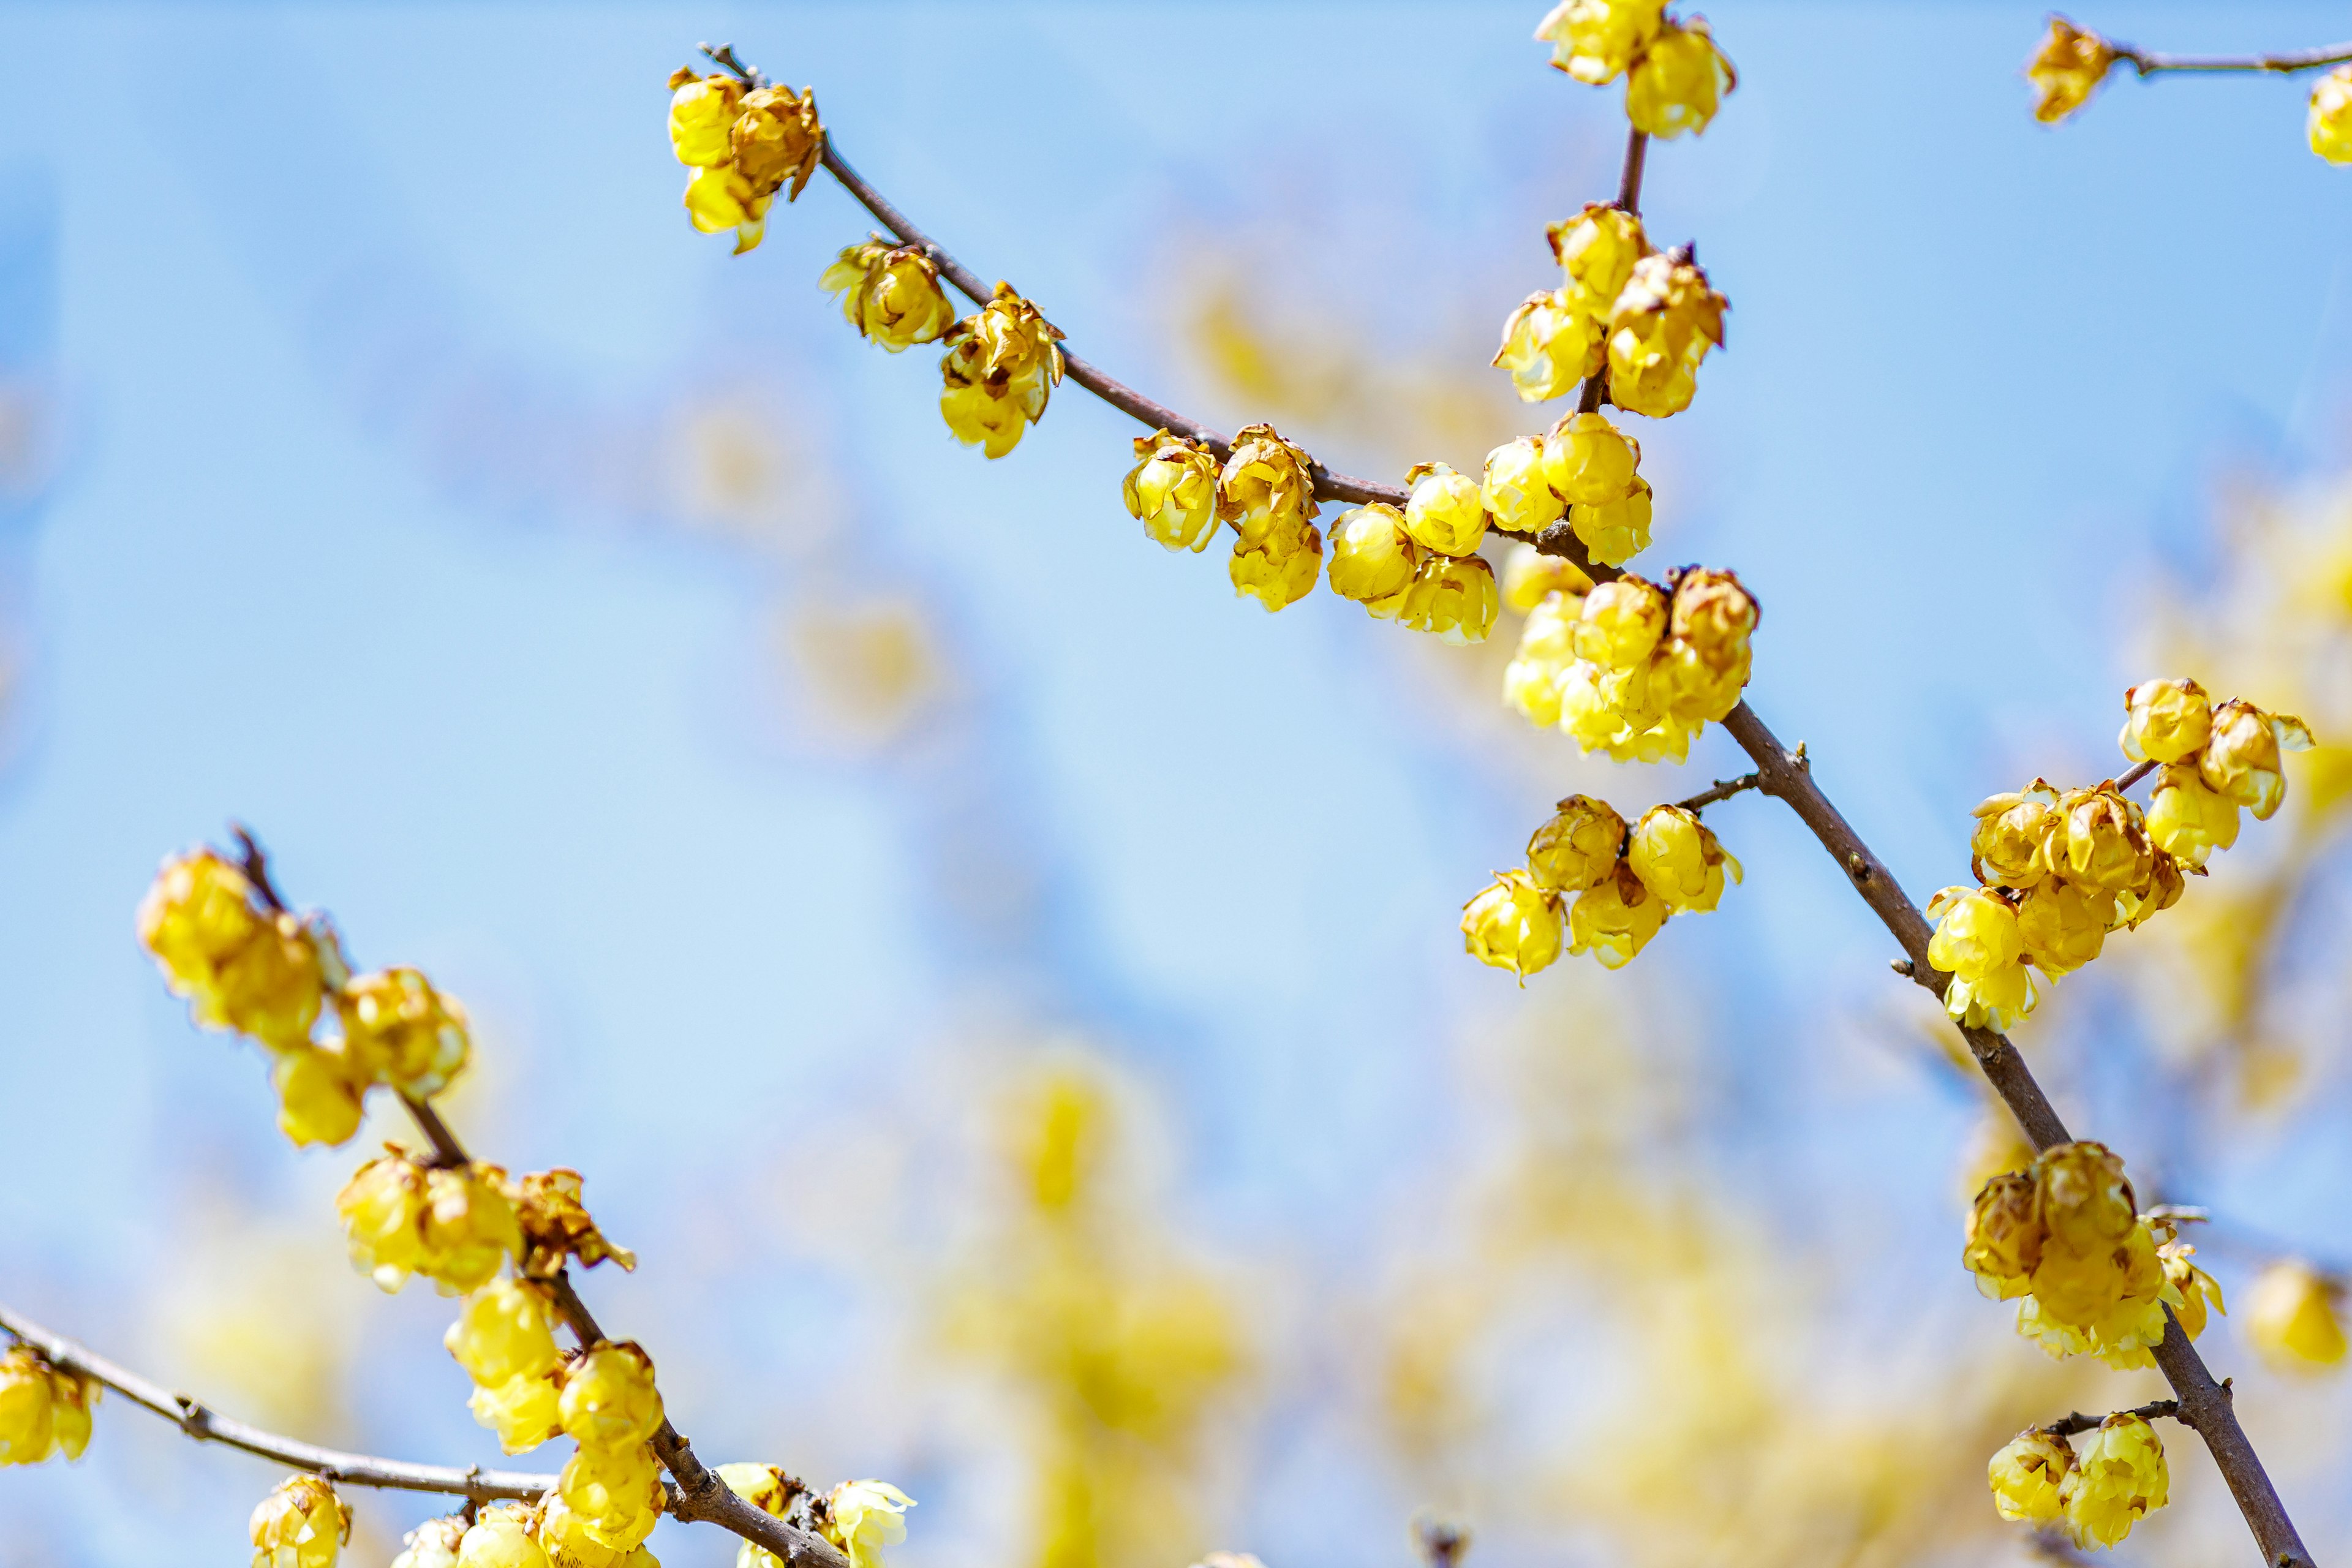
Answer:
[337,1152,432,1292]
[251,1475,352,1568]
[2058,1414,2166,1548]
[820,241,888,325]
[1398,553,1499,645]
[2111,848,2184,932]
[1123,431,1223,552]
[1229,518,1322,612]
[1326,503,1419,609]
[270,1044,369,1148]
[729,85,823,203]
[2314,66,2352,163]
[1216,424,1321,540]
[1549,203,1649,312]
[1650,633,1747,725]
[1492,289,1600,402]
[1569,475,1653,567]
[470,1370,563,1455]
[2015,878,2113,978]
[421,1164,524,1295]
[1540,410,1640,505]
[683,165,771,255]
[559,1342,665,1452]
[2027,17,2117,126]
[1962,1169,2043,1300]
[137,850,325,1045]
[850,247,957,352]
[1534,0,1666,85]
[2158,1241,2225,1343]
[2119,677,2212,764]
[1626,805,1740,914]
[393,1515,469,1568]
[1499,542,1593,614]
[1606,249,1727,420]
[453,1502,548,1568]
[1567,862,1669,968]
[447,1278,564,1389]
[1481,437,1563,535]
[827,1480,916,1568]
[1460,870,1566,981]
[939,284,1065,457]
[1665,566,1755,673]
[1925,886,2035,1030]
[1526,794,1627,893]
[666,74,742,168]
[939,373,1028,458]
[0,1346,92,1466]
[341,967,471,1098]
[1403,462,1489,557]
[2198,698,2313,820]
[720,1463,805,1568]
[2244,1261,2347,1371]
[1626,18,1735,140]
[1988,1428,2074,1526]
[559,1441,665,1552]
[537,1491,655,1568]
[506,1167,639,1277]
[2035,1141,2136,1254]
[1571,576,1668,669]
[2053,785,2153,895]
[2144,763,2241,869]
[1504,590,1580,726]
[1969,782,2059,889]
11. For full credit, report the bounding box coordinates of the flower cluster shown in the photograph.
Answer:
[1963,1142,2222,1368]
[1462,792,1740,979]
[1494,208,1729,421]
[1988,1412,2169,1548]
[2244,1260,2348,1371]
[337,1152,521,1295]
[722,1469,915,1568]
[1928,680,2310,1031]
[667,67,822,254]
[1534,1,1736,138]
[398,1497,661,1568]
[1504,565,1757,762]
[447,1276,567,1453]
[0,1344,97,1467]
[548,1338,669,1563]
[820,239,957,353]
[251,1474,352,1568]
[2315,66,2352,162]
[139,848,477,1148]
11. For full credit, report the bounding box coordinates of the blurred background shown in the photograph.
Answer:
[4,3,2352,1565]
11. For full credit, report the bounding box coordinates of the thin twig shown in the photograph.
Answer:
[2114,758,2156,792]
[0,1303,555,1504]
[2113,39,2352,77]
[2041,1397,2182,1439]
[1670,771,1761,815]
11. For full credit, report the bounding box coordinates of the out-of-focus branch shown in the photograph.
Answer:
[2113,39,2352,76]
[0,1303,556,1504]
[2041,1397,2182,1438]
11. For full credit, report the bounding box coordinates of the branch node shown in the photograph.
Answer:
[1890,957,1915,976]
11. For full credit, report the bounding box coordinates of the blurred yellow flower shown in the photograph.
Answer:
[2314,66,2352,162]
[1534,0,1666,85]
[1625,18,1735,140]
[2027,18,2116,125]
[2244,1260,2347,1371]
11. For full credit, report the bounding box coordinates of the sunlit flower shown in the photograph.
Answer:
[848,246,957,352]
[138,850,325,1046]
[1605,249,1727,420]
[559,1342,665,1452]
[469,1370,562,1455]
[1625,805,1740,914]
[827,1480,916,1568]
[2198,698,2313,820]
[1963,1169,2043,1300]
[1566,861,1669,968]
[1123,431,1224,552]
[340,967,471,1098]
[251,1475,351,1568]
[729,84,823,204]
[666,73,742,167]
[559,1440,665,1551]
[2314,66,2352,163]
[2059,1413,2167,1548]
[1541,410,1640,506]
[1326,503,1419,612]
[1969,782,2059,889]
[1482,437,1564,535]
[1625,17,1735,140]
[1526,794,1628,893]
[1493,290,1600,402]
[2028,17,2117,125]
[1461,869,1566,981]
[447,1278,563,1390]
[453,1503,546,1568]
[1570,477,1653,567]
[1500,541,1593,614]
[2053,786,2154,895]
[392,1515,468,1568]
[1403,462,1490,557]
[1217,424,1321,540]
[1533,0,1667,85]
[1549,203,1649,312]
[2144,763,2241,869]
[2015,877,2113,978]
[1504,590,1580,726]
[1396,553,1499,644]
[684,164,772,255]
[270,1044,370,1149]
[2119,677,2212,764]
[1988,1428,2073,1526]
[1229,518,1322,612]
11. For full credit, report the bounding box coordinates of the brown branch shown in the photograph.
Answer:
[0,1303,556,1504]
[1670,770,1761,815]
[2112,39,2352,76]
[2041,1397,2182,1439]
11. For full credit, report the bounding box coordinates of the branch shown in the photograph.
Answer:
[2113,39,2352,76]
[2040,1398,2182,1439]
[1669,769,1761,815]
[0,1303,556,1504]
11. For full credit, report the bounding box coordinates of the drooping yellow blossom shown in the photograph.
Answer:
[684,165,772,256]
[1962,1170,2043,1300]
[505,1168,638,1277]
[2053,786,2153,896]
[1569,476,1653,567]
[1217,424,1321,539]
[1403,461,1490,557]
[559,1342,665,1451]
[820,241,888,324]
[470,1370,563,1455]
[842,246,957,352]
[2015,877,2113,978]
[2111,849,2184,931]
[1665,566,1755,672]
[1969,782,2059,889]
[2157,1241,2225,1343]
[2144,763,2241,869]
[393,1515,469,1568]
[1123,431,1223,552]
[1493,290,1599,402]
[1550,203,1649,311]
[1326,503,1419,610]
[720,1463,805,1568]
[453,1503,547,1568]
[1482,436,1564,535]
[447,1278,563,1389]
[2058,1413,2167,1548]
[1229,518,1323,612]
[0,1346,96,1466]
[138,850,325,1046]
[1534,0,1667,85]
[940,284,1065,459]
[1625,18,1735,140]
[1557,661,1697,764]
[1461,869,1566,981]
[251,1474,351,1568]
[559,1440,666,1552]
[2119,677,2212,764]
[1504,589,1580,725]
[827,1480,916,1568]
[1572,577,1669,669]
[1626,805,1740,914]
[1499,541,1593,614]
[2198,698,2313,820]
[269,1044,370,1148]
[729,85,824,205]
[2038,1141,2136,1254]
[666,74,743,168]
[341,967,470,1098]
[2027,17,2117,125]
[1567,861,1669,968]
[1541,410,1640,505]
[1606,249,1727,420]
[537,1491,657,1568]
[337,1152,432,1292]
[1526,795,1627,893]
[1648,632,1747,725]
[1987,1428,2074,1526]
[1398,554,1499,645]
[2244,1261,2347,1371]
[2313,66,2352,163]
[1926,885,2036,1030]
[421,1164,524,1295]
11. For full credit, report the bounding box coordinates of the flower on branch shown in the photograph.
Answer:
[1605,248,1727,420]
[1327,503,1420,614]
[1626,17,1736,139]
[507,1167,638,1276]
[0,1344,97,1467]
[251,1474,352,1568]
[2315,66,2352,162]
[2027,18,2117,124]
[2059,1413,2168,1547]
[1123,430,1224,553]
[940,284,1066,459]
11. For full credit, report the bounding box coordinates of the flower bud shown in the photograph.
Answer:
[559,1342,664,1451]
[421,1164,524,1296]
[827,1480,917,1568]
[1626,805,1741,914]
[1499,542,1593,614]
[1606,250,1727,420]
[251,1474,352,1568]
[1481,437,1564,535]
[1504,591,1580,726]
[559,1440,665,1551]
[1988,1428,2073,1526]
[2119,677,2212,765]
[2054,786,2153,895]
[1396,554,1499,645]
[2245,1260,2347,1371]
[1549,203,1648,312]
[2059,1414,2167,1548]
[394,1515,470,1568]
[508,1168,638,1276]
[1540,412,1640,506]
[1567,477,1653,567]
[341,967,470,1098]
[683,165,771,255]
[1217,424,1320,539]
[2016,878,2113,978]
[1460,870,1565,981]
[1326,503,1419,610]
[447,1278,564,1389]
[470,1370,563,1454]
[2028,18,2116,125]
[1571,577,1668,669]
[1492,290,1600,403]
[1969,784,2058,889]
[1963,1170,2044,1300]
[1533,0,1666,85]
[1625,18,1735,140]
[0,1347,57,1466]
[666,74,742,167]
[1403,462,1489,557]
[1124,432,1223,553]
[729,85,823,203]
[2144,763,2240,869]
[2198,698,2313,820]
[2315,66,2352,164]
[138,850,326,1045]
[1666,567,1755,674]
[851,247,957,352]
[1526,795,1627,894]
[337,1152,432,1292]
[2035,1141,2135,1254]
[1567,862,1668,969]
[454,1503,548,1568]
[1229,519,1322,613]
[271,1044,369,1149]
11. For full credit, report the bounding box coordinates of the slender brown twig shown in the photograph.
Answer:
[2112,39,2352,77]
[1669,771,1762,815]
[2040,1397,2182,1439]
